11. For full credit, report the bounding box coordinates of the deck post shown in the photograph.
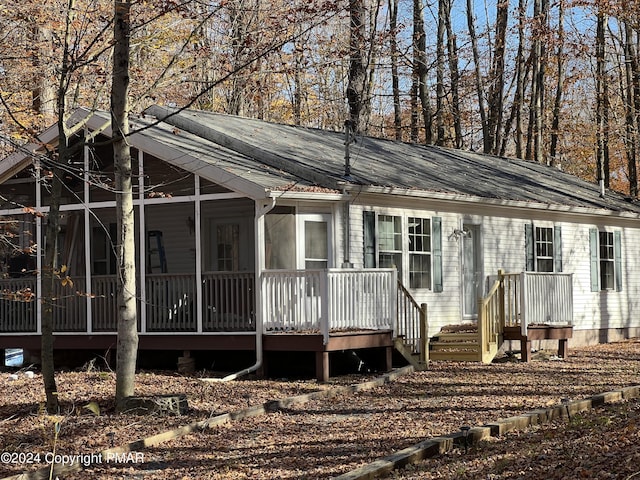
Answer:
[419,303,429,366]
[497,269,505,331]
[315,351,329,382]
[384,346,393,372]
[520,339,531,362]
[558,339,568,358]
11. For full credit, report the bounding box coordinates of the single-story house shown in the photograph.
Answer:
[1,106,639,379]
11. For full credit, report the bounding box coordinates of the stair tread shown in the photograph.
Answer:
[433,333,478,341]
[429,351,481,361]
[430,341,480,349]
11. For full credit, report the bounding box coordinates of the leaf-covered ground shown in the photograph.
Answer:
[1,340,640,479]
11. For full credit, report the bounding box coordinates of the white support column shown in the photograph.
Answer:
[195,175,203,333]
[138,150,147,333]
[84,134,92,333]
[35,161,42,334]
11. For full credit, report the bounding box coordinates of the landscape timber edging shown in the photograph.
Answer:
[0,365,415,480]
[332,385,640,480]
[4,367,638,480]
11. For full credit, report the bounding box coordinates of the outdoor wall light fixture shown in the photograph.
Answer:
[449,228,471,241]
[460,425,471,453]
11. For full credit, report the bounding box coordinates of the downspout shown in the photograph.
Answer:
[341,186,353,268]
[211,195,276,382]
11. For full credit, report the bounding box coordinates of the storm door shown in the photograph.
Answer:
[461,224,482,319]
[298,214,332,270]
[296,214,332,328]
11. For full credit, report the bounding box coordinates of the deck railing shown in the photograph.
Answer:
[488,270,573,335]
[396,282,428,357]
[478,278,504,362]
[202,271,254,332]
[0,272,255,333]
[519,272,573,335]
[262,268,396,344]
[0,278,37,332]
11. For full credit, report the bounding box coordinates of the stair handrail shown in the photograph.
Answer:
[478,277,505,360]
[396,281,428,362]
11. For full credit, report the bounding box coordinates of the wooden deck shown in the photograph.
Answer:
[0,330,393,382]
[504,325,574,362]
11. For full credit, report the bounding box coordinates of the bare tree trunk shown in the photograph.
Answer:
[40,0,81,414]
[549,0,565,166]
[227,0,259,116]
[596,9,610,189]
[513,0,527,158]
[487,0,509,155]
[112,0,138,411]
[410,81,419,142]
[389,0,402,140]
[527,0,548,163]
[40,154,62,414]
[347,0,367,133]
[414,0,432,144]
[623,20,639,197]
[31,23,56,121]
[436,0,446,145]
[444,0,462,148]
[466,0,488,152]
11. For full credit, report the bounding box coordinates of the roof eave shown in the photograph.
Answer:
[348,185,640,223]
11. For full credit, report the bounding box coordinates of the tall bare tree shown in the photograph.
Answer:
[596,8,610,189]
[347,0,367,134]
[549,0,565,166]
[444,0,462,148]
[436,0,446,145]
[527,0,549,163]
[112,0,138,410]
[466,0,489,151]
[622,19,639,197]
[388,0,402,140]
[487,0,509,155]
[413,0,432,144]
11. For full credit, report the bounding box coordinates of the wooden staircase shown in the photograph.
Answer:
[429,324,499,363]
[429,273,507,364]
[395,270,573,366]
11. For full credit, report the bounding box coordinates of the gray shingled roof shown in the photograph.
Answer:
[144,106,640,215]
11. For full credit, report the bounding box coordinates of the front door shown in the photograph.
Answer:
[462,224,482,319]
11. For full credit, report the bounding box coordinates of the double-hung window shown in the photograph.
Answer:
[408,217,431,289]
[525,224,562,272]
[590,229,622,291]
[363,212,442,291]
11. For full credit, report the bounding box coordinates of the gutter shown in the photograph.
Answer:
[212,196,276,382]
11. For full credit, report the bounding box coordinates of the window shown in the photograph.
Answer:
[92,224,117,275]
[363,212,442,292]
[535,227,554,272]
[525,224,562,272]
[408,217,431,289]
[217,224,239,271]
[590,229,622,292]
[599,232,614,290]
[378,215,402,274]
